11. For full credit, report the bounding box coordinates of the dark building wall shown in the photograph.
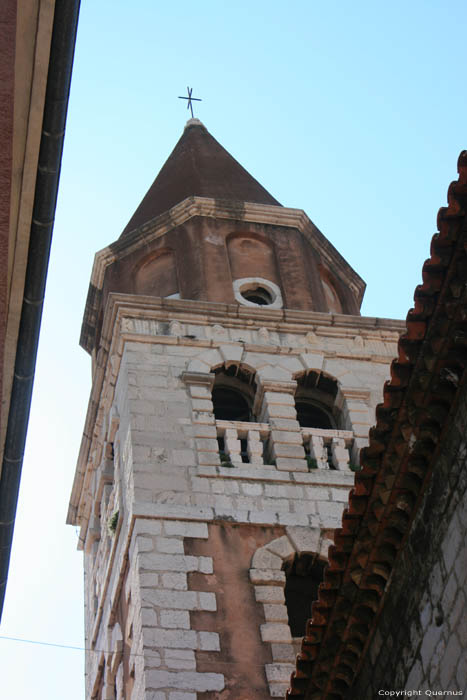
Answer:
[0,0,16,437]
[352,380,467,698]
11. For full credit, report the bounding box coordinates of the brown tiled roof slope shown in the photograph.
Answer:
[120,121,281,237]
[287,151,467,700]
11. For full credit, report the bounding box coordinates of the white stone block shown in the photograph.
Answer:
[161,573,188,591]
[169,693,197,700]
[141,607,158,627]
[271,643,296,662]
[165,649,196,671]
[269,682,291,697]
[219,344,243,364]
[263,391,295,406]
[195,438,218,452]
[143,628,198,649]
[249,510,278,525]
[270,429,303,445]
[141,590,198,610]
[133,519,162,536]
[275,458,308,472]
[265,663,295,682]
[260,623,292,643]
[171,449,197,467]
[198,556,213,574]
[155,537,185,554]
[135,536,155,553]
[249,569,286,585]
[286,526,321,554]
[273,443,306,459]
[255,586,285,604]
[198,631,220,651]
[191,398,213,412]
[300,352,324,371]
[164,521,209,538]
[138,553,201,573]
[242,482,263,496]
[251,548,282,570]
[263,604,289,622]
[160,610,191,629]
[317,501,345,520]
[145,670,224,692]
[198,592,217,611]
[189,385,211,399]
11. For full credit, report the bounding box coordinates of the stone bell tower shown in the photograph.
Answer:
[68,119,404,699]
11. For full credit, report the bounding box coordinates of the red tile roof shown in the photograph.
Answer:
[287,151,467,699]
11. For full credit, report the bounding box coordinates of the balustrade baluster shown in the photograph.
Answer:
[224,427,242,463]
[247,429,264,465]
[331,437,351,470]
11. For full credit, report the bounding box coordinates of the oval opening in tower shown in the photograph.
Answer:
[240,285,273,306]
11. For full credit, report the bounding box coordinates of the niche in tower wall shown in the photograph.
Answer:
[283,553,326,637]
[134,249,179,298]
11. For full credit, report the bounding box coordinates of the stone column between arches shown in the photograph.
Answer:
[253,377,307,472]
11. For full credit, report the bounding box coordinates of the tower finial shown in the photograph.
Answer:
[178,86,202,118]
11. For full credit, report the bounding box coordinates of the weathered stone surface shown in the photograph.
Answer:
[260,622,292,643]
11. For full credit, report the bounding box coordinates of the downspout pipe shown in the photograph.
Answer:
[0,0,81,621]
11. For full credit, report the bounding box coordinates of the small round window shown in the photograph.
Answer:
[233,277,283,309]
[240,285,273,306]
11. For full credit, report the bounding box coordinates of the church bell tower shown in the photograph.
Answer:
[68,119,403,699]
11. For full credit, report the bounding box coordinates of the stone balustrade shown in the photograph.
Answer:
[301,426,354,470]
[215,420,355,470]
[215,420,271,466]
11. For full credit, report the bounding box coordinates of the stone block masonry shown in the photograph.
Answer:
[74,302,401,699]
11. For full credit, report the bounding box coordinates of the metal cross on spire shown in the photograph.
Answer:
[178,86,202,118]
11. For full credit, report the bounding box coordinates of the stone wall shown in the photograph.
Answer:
[75,300,401,698]
[352,379,467,698]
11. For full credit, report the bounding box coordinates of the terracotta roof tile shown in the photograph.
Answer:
[287,150,467,699]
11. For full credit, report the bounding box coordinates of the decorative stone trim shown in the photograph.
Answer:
[250,528,333,698]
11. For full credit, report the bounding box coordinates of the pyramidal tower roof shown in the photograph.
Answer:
[121,119,281,237]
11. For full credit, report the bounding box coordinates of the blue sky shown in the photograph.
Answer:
[1,2,466,697]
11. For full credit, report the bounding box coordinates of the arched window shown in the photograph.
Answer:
[283,553,326,637]
[294,370,339,429]
[212,364,256,422]
[212,364,257,464]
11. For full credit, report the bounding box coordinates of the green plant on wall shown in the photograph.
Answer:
[108,510,119,535]
[220,452,235,468]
